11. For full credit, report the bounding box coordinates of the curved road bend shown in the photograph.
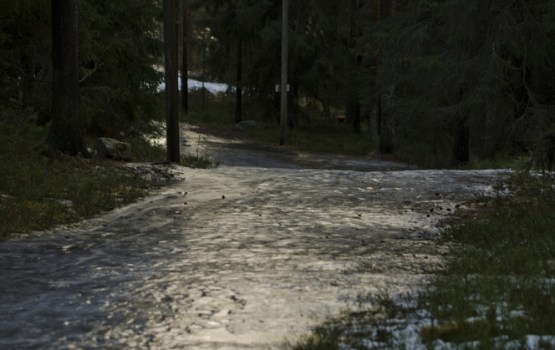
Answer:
[0,127,503,349]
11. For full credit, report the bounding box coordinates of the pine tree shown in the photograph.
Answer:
[164,0,180,162]
[181,0,190,113]
[0,0,52,124]
[48,0,88,156]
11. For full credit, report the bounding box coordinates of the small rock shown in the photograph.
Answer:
[93,137,132,161]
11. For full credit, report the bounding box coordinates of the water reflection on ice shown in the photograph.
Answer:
[0,157,506,349]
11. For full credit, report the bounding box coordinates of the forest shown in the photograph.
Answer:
[2,1,555,349]
[2,0,555,167]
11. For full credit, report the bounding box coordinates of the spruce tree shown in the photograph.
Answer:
[164,0,180,162]
[363,0,555,166]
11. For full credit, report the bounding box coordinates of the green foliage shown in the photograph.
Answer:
[0,120,171,238]
[180,154,217,169]
[248,122,373,156]
[364,0,555,167]
[79,0,164,137]
[294,328,340,350]
[0,0,164,137]
[189,0,353,126]
[0,0,51,122]
[421,173,555,346]
[125,136,167,162]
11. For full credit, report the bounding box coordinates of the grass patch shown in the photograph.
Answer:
[293,172,555,349]
[247,122,374,156]
[180,154,218,169]
[0,121,173,239]
[420,173,555,347]
[458,156,531,171]
[126,136,167,162]
[295,327,342,350]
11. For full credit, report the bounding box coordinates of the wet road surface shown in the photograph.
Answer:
[0,127,504,349]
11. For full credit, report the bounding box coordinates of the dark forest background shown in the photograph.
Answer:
[2,0,555,167]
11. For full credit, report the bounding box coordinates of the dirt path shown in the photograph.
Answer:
[0,127,503,349]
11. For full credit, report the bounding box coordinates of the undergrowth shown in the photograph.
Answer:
[0,121,172,239]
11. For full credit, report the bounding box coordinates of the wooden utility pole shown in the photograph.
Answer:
[164,0,181,162]
[279,0,288,146]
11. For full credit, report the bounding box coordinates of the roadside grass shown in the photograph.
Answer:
[294,172,555,349]
[458,156,531,171]
[0,122,173,239]
[126,136,167,162]
[180,153,218,169]
[246,122,374,156]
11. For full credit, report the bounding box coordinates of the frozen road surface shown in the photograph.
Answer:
[0,126,503,349]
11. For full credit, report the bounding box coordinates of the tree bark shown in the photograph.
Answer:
[181,1,189,113]
[374,0,395,154]
[48,0,88,156]
[348,0,362,134]
[235,38,243,124]
[452,115,470,165]
[377,98,394,154]
[279,0,288,145]
[164,0,181,162]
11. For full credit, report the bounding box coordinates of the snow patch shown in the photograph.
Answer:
[158,77,230,94]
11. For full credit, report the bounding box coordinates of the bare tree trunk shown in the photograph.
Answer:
[48,0,88,156]
[181,1,189,113]
[279,0,288,145]
[164,0,181,162]
[373,0,395,154]
[348,0,362,134]
[235,38,243,124]
[452,115,469,165]
[377,98,394,154]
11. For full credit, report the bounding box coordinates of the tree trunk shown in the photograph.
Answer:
[452,115,470,165]
[279,0,288,145]
[371,0,381,21]
[235,38,243,124]
[347,100,361,134]
[48,0,88,156]
[377,98,394,154]
[348,0,362,134]
[374,0,395,154]
[164,0,181,162]
[181,1,189,113]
